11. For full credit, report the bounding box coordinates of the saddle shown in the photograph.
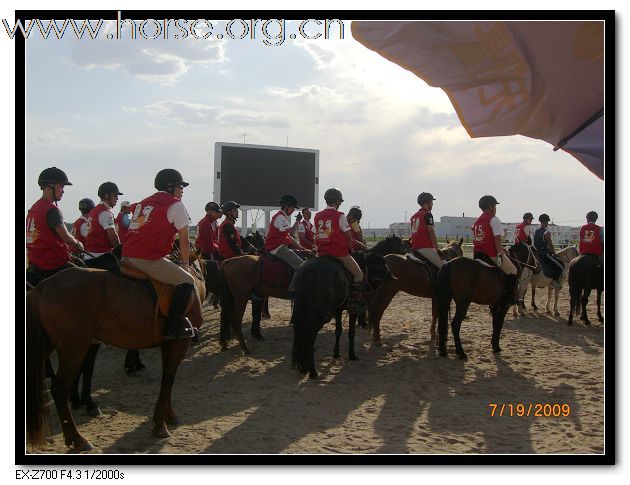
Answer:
[473,252,500,269]
[406,251,440,282]
[259,253,294,288]
[541,253,564,280]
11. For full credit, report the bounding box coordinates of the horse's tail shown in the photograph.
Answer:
[290,296,313,372]
[436,262,453,351]
[25,290,51,449]
[218,266,234,342]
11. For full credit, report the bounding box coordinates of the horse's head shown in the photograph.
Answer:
[508,242,541,275]
[442,239,464,260]
[371,234,407,255]
[364,251,397,290]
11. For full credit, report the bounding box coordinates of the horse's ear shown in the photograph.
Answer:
[458,237,463,246]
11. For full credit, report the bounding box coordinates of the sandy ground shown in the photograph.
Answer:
[28,285,605,455]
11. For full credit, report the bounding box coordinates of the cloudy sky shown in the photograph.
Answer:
[24,17,606,228]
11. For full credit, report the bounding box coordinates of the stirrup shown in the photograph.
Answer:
[164,317,195,340]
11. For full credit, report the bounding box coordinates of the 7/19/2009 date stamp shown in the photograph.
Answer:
[488,403,571,417]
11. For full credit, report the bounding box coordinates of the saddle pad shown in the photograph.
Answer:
[260,255,293,288]
[475,259,496,268]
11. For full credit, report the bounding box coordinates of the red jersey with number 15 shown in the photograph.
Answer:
[472,211,498,257]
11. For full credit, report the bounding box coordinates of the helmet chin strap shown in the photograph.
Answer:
[47,183,60,204]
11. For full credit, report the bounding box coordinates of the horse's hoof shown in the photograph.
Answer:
[349,355,359,361]
[554,311,561,317]
[86,405,102,418]
[242,348,251,356]
[583,320,592,327]
[261,314,271,320]
[74,440,94,452]
[333,352,340,359]
[153,426,172,439]
[166,415,180,426]
[493,347,502,354]
[545,310,552,315]
[220,343,228,352]
[213,305,220,310]
[457,352,468,360]
[439,348,447,357]
[372,339,383,347]
[308,371,319,379]
[70,400,83,410]
[125,364,146,375]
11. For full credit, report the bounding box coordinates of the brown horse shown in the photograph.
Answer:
[218,251,314,354]
[436,242,537,359]
[567,254,604,326]
[26,260,206,452]
[367,239,464,343]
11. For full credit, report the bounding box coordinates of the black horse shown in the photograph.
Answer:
[291,251,392,379]
[567,254,604,326]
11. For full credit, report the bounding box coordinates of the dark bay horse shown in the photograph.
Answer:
[291,252,392,379]
[567,254,604,326]
[436,242,537,359]
[367,239,464,343]
[26,260,206,452]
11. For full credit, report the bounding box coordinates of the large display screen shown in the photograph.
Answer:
[214,143,319,210]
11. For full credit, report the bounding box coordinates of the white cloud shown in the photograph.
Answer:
[65,21,227,84]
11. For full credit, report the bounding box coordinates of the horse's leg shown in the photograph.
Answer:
[531,285,538,310]
[358,311,367,329]
[333,311,342,359]
[125,349,146,374]
[545,287,553,314]
[153,339,190,438]
[491,306,508,353]
[580,288,592,325]
[78,343,102,417]
[553,288,561,316]
[250,298,264,341]
[262,297,271,319]
[51,349,94,451]
[232,297,251,354]
[348,313,358,360]
[568,285,580,326]
[451,301,470,359]
[430,298,438,340]
[597,289,604,323]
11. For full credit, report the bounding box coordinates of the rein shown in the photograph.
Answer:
[505,244,539,272]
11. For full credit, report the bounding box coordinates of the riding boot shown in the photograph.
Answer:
[164,283,196,340]
[346,281,365,314]
[504,274,519,306]
[286,273,298,300]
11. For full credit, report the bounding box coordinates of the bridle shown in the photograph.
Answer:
[505,243,539,273]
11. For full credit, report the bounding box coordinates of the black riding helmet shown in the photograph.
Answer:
[278,194,299,208]
[348,206,362,221]
[324,188,343,204]
[538,213,551,223]
[38,167,72,188]
[479,195,499,210]
[586,211,598,222]
[205,201,222,212]
[523,212,534,220]
[222,201,240,212]
[154,169,189,192]
[417,192,436,205]
[98,182,123,198]
[79,198,96,213]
